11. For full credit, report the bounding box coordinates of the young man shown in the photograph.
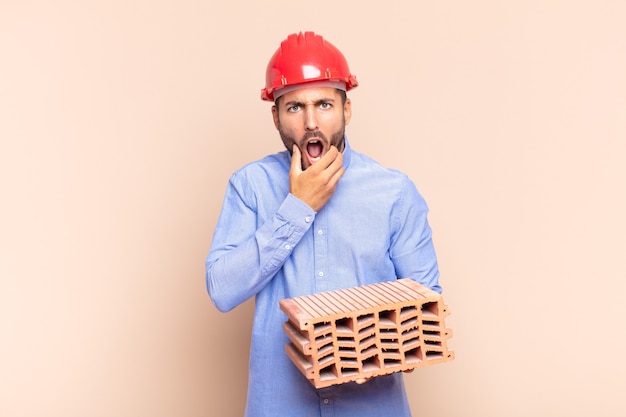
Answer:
[206,31,441,417]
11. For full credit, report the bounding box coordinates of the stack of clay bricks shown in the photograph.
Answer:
[279,278,454,388]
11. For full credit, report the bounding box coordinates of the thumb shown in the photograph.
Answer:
[291,145,302,176]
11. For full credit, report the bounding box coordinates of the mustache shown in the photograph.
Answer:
[299,131,328,145]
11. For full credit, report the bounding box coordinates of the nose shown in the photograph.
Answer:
[304,106,318,131]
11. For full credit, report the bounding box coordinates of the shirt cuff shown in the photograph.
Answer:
[279,193,316,231]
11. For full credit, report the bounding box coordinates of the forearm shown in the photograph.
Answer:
[206,193,314,312]
[391,177,442,293]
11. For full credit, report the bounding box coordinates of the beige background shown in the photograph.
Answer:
[1,1,625,416]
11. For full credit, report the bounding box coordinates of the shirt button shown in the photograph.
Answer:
[317,229,323,235]
[323,398,329,404]
[284,244,291,250]
[305,216,312,223]
[318,271,324,277]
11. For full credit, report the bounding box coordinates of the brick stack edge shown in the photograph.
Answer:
[279,278,454,389]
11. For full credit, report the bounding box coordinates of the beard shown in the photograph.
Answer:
[277,120,346,161]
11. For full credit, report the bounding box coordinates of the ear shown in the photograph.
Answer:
[271,105,279,130]
[343,98,352,126]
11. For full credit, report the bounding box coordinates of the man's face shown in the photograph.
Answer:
[272,86,351,170]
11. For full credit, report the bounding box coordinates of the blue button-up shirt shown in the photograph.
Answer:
[206,138,440,417]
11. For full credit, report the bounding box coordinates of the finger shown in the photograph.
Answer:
[309,145,338,171]
[314,146,342,174]
[328,165,345,185]
[324,149,344,179]
[291,145,302,176]
[328,147,343,169]
[324,145,340,165]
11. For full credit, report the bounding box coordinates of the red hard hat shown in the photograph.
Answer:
[261,32,358,101]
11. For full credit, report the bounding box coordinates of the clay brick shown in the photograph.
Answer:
[279,278,454,388]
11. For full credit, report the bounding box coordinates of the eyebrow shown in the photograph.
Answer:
[283,97,335,109]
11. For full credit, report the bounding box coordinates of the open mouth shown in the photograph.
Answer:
[305,140,324,164]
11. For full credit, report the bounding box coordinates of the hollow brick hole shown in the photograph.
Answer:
[362,354,382,372]
[319,363,339,381]
[405,346,424,364]
[421,301,439,316]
